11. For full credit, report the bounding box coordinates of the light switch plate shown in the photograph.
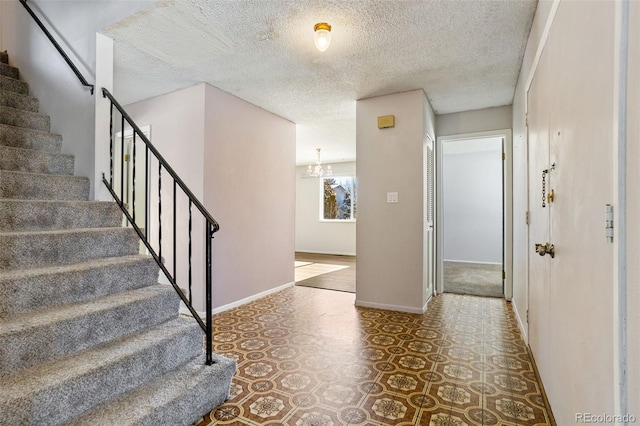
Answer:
[387,192,398,203]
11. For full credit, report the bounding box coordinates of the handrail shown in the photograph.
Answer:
[102,87,219,365]
[19,0,94,95]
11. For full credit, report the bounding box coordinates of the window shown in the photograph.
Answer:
[321,176,357,221]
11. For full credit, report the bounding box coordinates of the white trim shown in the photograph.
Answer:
[443,259,502,266]
[355,299,427,314]
[511,298,528,344]
[212,281,296,314]
[436,129,513,301]
[180,281,296,318]
[295,249,356,256]
[524,0,561,93]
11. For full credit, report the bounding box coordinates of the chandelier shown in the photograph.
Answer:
[306,148,332,177]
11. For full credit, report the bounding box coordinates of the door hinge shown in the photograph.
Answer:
[502,152,506,161]
[605,204,614,243]
[502,270,506,280]
[527,309,529,323]
[525,211,529,225]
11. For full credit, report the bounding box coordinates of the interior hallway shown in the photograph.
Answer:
[196,286,553,425]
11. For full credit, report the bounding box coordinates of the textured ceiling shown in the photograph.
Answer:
[103,0,537,165]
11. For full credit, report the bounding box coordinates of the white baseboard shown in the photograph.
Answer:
[355,299,427,314]
[296,249,356,256]
[443,259,502,266]
[179,281,296,318]
[511,299,528,344]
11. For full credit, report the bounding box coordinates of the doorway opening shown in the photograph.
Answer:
[436,130,513,299]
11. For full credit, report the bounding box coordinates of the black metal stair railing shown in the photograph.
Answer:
[18,0,94,95]
[101,88,219,365]
[19,0,218,365]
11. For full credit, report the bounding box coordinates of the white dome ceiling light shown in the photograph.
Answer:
[313,22,332,52]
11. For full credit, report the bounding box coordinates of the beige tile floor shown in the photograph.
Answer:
[196,286,553,425]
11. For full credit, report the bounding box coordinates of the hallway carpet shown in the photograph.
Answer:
[196,287,554,425]
[444,261,503,298]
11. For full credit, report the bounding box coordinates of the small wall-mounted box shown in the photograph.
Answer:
[377,115,395,129]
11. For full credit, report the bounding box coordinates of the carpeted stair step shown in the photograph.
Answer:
[0,145,73,175]
[0,123,62,153]
[0,199,122,232]
[69,354,236,426]
[0,51,8,64]
[0,105,49,132]
[0,255,159,317]
[0,317,204,426]
[0,75,28,95]
[0,227,140,270]
[0,63,19,79]
[0,285,179,375]
[0,90,39,112]
[0,170,89,200]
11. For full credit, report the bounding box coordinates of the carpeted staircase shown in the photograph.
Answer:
[0,51,236,425]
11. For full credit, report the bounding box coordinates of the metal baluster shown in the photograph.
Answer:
[145,146,149,239]
[120,115,125,205]
[205,220,213,365]
[109,103,113,187]
[159,163,162,262]
[188,200,193,305]
[173,180,177,281]
[132,132,136,224]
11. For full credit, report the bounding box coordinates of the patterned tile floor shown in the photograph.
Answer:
[196,286,553,425]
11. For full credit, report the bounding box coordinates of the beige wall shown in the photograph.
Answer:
[204,84,296,308]
[435,105,512,137]
[355,89,435,313]
[295,161,356,255]
[125,83,296,312]
[627,0,639,417]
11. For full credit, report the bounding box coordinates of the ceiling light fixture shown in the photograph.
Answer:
[307,148,332,177]
[313,22,332,52]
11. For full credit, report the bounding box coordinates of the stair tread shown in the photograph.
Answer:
[0,75,29,95]
[0,105,50,132]
[0,316,200,396]
[0,63,19,79]
[0,254,153,281]
[0,168,87,179]
[69,353,236,426]
[0,90,38,113]
[0,144,74,175]
[0,285,172,335]
[0,226,129,237]
[0,123,60,139]
[0,123,63,154]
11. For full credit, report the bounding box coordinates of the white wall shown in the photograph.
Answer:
[436,105,512,137]
[511,0,556,343]
[356,89,435,313]
[626,0,639,417]
[1,1,154,199]
[442,138,502,264]
[512,0,628,422]
[295,161,356,255]
[204,84,296,309]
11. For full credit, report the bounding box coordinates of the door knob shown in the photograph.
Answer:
[535,243,555,258]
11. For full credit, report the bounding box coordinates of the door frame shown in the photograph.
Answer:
[435,129,513,300]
